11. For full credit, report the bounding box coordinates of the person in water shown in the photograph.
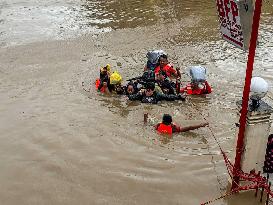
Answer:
[113,81,139,95]
[154,54,181,79]
[128,82,185,104]
[100,64,111,79]
[156,114,209,135]
[97,77,111,93]
[125,81,139,95]
[96,64,111,92]
[180,66,212,95]
[180,81,212,95]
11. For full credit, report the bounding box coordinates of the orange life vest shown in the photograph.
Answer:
[157,123,173,135]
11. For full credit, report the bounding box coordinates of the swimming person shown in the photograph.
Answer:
[155,114,209,135]
[96,64,111,92]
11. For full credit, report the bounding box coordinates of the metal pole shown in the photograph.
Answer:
[231,0,263,190]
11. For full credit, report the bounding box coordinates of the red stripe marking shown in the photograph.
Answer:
[223,33,243,47]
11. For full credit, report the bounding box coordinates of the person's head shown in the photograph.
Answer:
[100,64,110,74]
[126,82,135,95]
[159,54,168,68]
[191,81,198,89]
[101,66,108,75]
[162,114,172,125]
[162,87,171,94]
[102,78,108,88]
[145,82,155,97]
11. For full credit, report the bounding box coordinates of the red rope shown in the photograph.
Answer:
[201,150,273,204]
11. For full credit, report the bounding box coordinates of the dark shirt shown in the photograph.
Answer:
[142,70,155,83]
[98,75,110,91]
[156,79,175,95]
[128,91,182,104]
[146,61,159,71]
[100,72,108,80]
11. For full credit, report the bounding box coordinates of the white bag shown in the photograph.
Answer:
[189,66,207,83]
[146,50,166,64]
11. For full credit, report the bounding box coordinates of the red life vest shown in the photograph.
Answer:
[155,64,175,77]
[95,79,100,89]
[185,84,203,95]
[157,123,173,135]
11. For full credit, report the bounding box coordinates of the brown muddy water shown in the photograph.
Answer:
[1,0,273,205]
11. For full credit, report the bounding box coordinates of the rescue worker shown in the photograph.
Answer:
[128,82,185,104]
[155,114,209,136]
[180,65,212,95]
[154,54,181,79]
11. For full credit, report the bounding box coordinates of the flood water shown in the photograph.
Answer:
[1,0,273,204]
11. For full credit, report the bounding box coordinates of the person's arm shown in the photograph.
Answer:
[156,93,176,101]
[160,80,175,95]
[204,81,212,94]
[176,122,209,132]
[168,86,175,95]
[128,92,143,101]
[155,123,160,130]
[168,66,178,77]
[176,67,181,78]
[157,92,186,101]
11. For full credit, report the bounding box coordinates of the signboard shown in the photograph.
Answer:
[216,0,254,50]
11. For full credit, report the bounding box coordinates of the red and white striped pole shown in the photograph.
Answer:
[231,0,263,190]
